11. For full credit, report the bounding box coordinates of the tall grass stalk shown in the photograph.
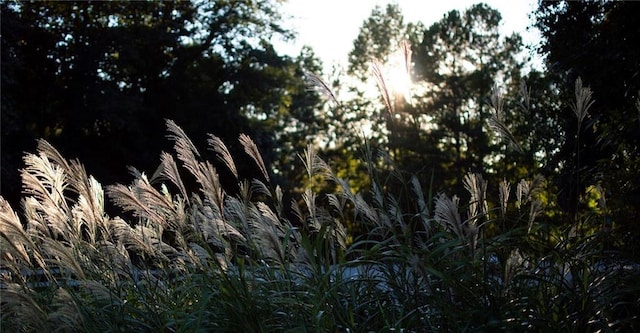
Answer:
[571,77,595,228]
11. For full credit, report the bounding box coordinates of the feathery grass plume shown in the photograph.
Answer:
[303,71,341,107]
[66,162,105,235]
[257,202,286,234]
[274,185,284,216]
[37,140,108,239]
[528,200,543,233]
[109,217,157,260]
[158,152,189,202]
[0,197,34,265]
[499,178,511,217]
[290,198,304,226]
[354,192,380,229]
[22,197,63,245]
[95,239,133,278]
[133,225,175,263]
[166,119,201,158]
[239,133,270,183]
[22,196,51,242]
[35,139,101,225]
[301,188,320,231]
[186,242,212,266]
[258,223,285,264]
[165,122,227,215]
[199,217,240,262]
[107,180,169,229]
[256,202,292,264]
[488,85,524,153]
[21,152,69,215]
[245,201,268,244]
[237,179,252,204]
[70,175,107,244]
[41,237,87,281]
[26,196,72,241]
[1,283,49,331]
[434,193,465,241]
[515,175,545,232]
[21,149,104,246]
[208,133,239,179]
[82,279,122,306]
[166,119,203,183]
[334,177,356,207]
[48,286,84,331]
[37,137,110,243]
[221,196,250,241]
[334,214,348,247]
[132,175,180,225]
[126,167,149,187]
[504,249,525,285]
[373,183,398,225]
[400,39,413,105]
[516,179,528,209]
[372,60,394,114]
[168,120,230,226]
[490,84,505,119]
[300,144,319,180]
[571,77,594,127]
[35,139,71,173]
[190,211,231,262]
[516,174,545,209]
[326,193,345,220]
[385,192,407,233]
[410,175,427,215]
[463,172,488,223]
[198,161,226,213]
[251,179,272,199]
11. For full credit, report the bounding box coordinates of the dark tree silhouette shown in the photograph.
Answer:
[1,1,322,208]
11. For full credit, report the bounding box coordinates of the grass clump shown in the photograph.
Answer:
[2,87,639,332]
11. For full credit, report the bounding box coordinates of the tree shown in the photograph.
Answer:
[1,0,322,206]
[344,4,526,197]
[348,4,418,79]
[412,4,526,191]
[534,0,640,248]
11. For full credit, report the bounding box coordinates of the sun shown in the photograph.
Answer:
[385,57,413,104]
[376,42,414,107]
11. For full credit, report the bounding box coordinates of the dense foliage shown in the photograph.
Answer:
[534,1,640,245]
[341,4,530,197]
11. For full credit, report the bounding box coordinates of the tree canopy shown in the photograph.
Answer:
[534,0,640,245]
[1,0,323,206]
[343,4,527,198]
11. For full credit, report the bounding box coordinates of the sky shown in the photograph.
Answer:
[274,0,541,72]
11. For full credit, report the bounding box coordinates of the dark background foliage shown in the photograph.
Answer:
[1,0,322,208]
[534,0,640,222]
